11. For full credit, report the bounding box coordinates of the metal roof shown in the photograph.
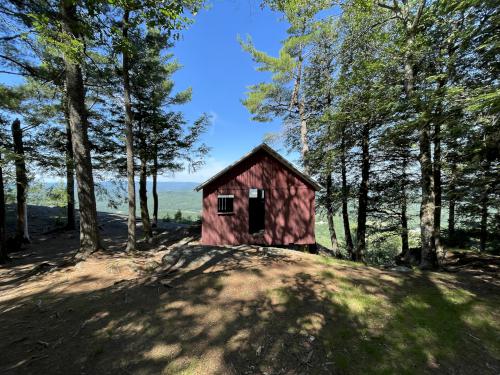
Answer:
[195,143,322,191]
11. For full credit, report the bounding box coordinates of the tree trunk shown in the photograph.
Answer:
[384,0,434,269]
[0,152,7,264]
[298,101,309,173]
[60,0,102,258]
[404,17,435,269]
[400,151,409,256]
[152,145,159,227]
[11,118,30,243]
[122,9,136,252]
[325,172,339,256]
[139,153,152,241]
[290,49,309,173]
[419,119,436,269]
[340,128,354,259]
[479,198,488,253]
[433,121,443,259]
[355,123,370,262]
[479,182,490,253]
[64,97,76,230]
[448,171,456,245]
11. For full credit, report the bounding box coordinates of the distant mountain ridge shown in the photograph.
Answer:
[42,180,200,192]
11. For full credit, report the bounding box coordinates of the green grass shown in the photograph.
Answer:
[315,261,499,374]
[261,258,500,374]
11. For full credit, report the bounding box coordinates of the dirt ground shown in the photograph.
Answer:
[1,213,499,375]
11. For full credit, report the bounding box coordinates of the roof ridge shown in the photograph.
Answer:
[195,143,322,191]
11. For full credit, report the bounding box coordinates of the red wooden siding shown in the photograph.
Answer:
[201,149,316,246]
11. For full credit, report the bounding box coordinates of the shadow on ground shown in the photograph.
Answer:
[1,235,499,374]
[0,207,189,292]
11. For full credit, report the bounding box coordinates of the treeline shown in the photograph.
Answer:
[0,0,209,263]
[242,0,498,267]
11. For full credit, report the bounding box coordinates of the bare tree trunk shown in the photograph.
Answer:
[340,128,354,259]
[448,198,455,242]
[433,121,443,259]
[152,145,159,227]
[60,0,102,258]
[448,170,456,245]
[401,152,409,256]
[419,119,436,268]
[0,152,7,264]
[139,153,152,241]
[355,123,370,262]
[64,97,76,230]
[479,200,488,253]
[122,9,136,252]
[325,172,339,256]
[11,118,30,243]
[298,101,309,173]
[479,182,490,253]
[290,49,309,173]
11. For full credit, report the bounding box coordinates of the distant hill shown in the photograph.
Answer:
[40,180,200,192]
[28,180,202,220]
[93,181,202,219]
[95,180,200,192]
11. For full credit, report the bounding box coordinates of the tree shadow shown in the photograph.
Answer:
[0,245,498,374]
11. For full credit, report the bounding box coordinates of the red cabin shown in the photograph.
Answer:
[195,144,321,247]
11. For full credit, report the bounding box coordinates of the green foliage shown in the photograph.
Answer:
[174,209,182,222]
[240,1,332,151]
[28,181,66,207]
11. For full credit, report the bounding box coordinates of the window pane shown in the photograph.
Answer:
[218,195,234,213]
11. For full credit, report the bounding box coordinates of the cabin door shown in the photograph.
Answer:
[249,188,265,234]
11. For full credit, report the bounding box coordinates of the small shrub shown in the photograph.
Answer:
[366,233,400,265]
[174,209,182,222]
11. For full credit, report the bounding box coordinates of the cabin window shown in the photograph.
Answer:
[217,195,234,214]
[249,188,265,234]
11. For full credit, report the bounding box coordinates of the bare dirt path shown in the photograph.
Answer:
[1,215,499,375]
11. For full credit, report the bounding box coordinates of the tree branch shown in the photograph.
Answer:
[411,0,427,31]
[0,54,39,77]
[0,31,33,41]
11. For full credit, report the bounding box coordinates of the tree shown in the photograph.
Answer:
[124,27,208,234]
[0,84,32,248]
[0,148,6,263]
[376,0,438,268]
[121,7,137,251]
[107,0,204,249]
[59,0,103,258]
[242,1,333,172]
[301,19,340,255]
[0,0,106,257]
[11,118,30,243]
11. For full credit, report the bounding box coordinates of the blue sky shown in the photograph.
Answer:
[168,0,291,182]
[0,0,296,183]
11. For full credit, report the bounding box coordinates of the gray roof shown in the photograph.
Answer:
[195,143,322,191]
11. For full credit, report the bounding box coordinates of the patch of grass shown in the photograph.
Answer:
[317,255,360,268]
[316,269,500,374]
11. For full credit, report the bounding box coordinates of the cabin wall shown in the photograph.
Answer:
[201,150,316,246]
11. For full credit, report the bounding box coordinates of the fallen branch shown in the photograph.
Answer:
[4,355,48,371]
